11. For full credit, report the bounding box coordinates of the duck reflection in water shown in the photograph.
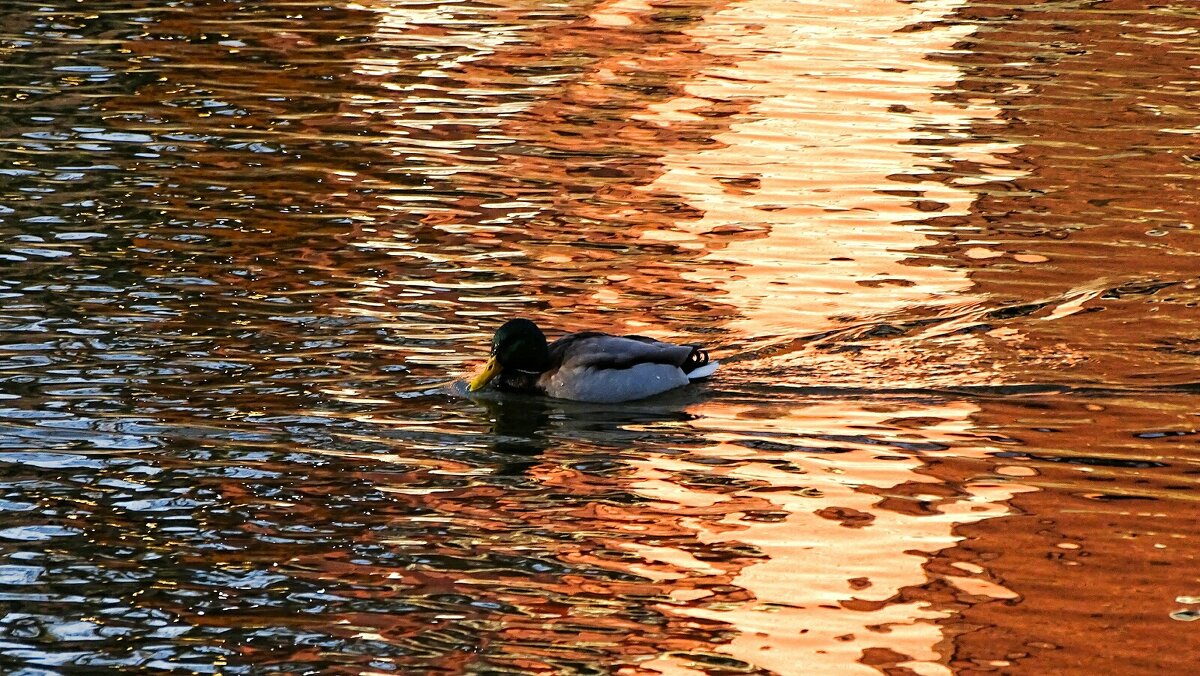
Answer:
[469,385,708,475]
[473,393,552,475]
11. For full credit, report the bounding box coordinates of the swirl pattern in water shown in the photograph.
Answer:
[1,0,1198,673]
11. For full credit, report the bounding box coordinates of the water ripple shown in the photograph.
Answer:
[0,0,1196,673]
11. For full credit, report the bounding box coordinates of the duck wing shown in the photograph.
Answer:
[540,333,716,403]
[549,333,696,370]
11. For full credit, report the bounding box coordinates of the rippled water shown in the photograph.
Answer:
[2,0,1198,673]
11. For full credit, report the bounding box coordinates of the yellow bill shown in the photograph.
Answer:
[468,356,501,391]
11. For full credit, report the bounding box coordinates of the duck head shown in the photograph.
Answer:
[468,318,550,391]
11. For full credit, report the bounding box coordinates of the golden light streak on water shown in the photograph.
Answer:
[639,0,1020,339]
[633,402,1035,674]
[610,0,1036,671]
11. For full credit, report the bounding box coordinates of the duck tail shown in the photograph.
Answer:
[681,347,717,379]
[687,361,719,379]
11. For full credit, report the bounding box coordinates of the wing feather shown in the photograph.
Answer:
[537,331,717,402]
[549,334,693,370]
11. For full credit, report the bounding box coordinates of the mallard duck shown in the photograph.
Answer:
[468,318,719,403]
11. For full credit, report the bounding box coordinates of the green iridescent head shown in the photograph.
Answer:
[469,319,550,391]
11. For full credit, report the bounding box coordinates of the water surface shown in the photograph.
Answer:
[1,0,1198,673]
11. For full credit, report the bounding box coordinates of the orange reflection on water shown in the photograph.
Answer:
[621,400,1034,674]
[346,0,744,344]
[614,0,1033,671]
[7,0,1198,672]
[269,0,1041,670]
[639,0,1021,345]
